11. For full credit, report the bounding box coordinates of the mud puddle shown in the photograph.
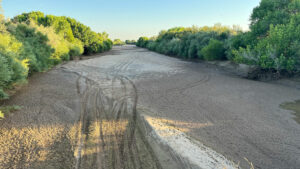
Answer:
[281,100,300,124]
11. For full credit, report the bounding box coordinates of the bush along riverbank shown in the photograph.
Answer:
[0,9,113,99]
[137,0,300,80]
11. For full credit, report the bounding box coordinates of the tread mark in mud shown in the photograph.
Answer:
[72,70,162,169]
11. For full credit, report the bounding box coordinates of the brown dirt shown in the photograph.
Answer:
[1,45,300,169]
[0,48,188,169]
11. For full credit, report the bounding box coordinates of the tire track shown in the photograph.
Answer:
[71,68,163,169]
[60,47,194,169]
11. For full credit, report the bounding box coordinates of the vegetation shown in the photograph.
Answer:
[137,0,300,74]
[125,40,136,45]
[281,100,300,124]
[0,105,21,119]
[137,25,240,61]
[231,0,300,72]
[0,2,112,99]
[113,39,125,46]
[12,11,113,55]
[136,37,150,48]
[201,39,225,61]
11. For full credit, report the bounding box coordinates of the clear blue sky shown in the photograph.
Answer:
[2,0,261,41]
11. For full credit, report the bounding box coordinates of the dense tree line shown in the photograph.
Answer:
[0,6,112,99]
[12,11,113,55]
[137,25,240,61]
[113,39,136,46]
[231,0,300,71]
[125,40,136,45]
[113,39,125,46]
[137,0,300,73]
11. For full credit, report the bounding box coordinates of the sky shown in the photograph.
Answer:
[2,0,261,41]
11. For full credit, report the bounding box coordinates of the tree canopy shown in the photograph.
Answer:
[13,11,113,54]
[0,8,113,99]
[137,0,300,72]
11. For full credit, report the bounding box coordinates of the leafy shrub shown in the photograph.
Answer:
[136,37,149,47]
[113,39,125,46]
[0,105,21,119]
[201,39,225,61]
[32,23,70,63]
[146,41,158,51]
[13,12,112,55]
[69,42,84,59]
[65,18,112,54]
[0,6,112,99]
[31,22,84,62]
[0,32,29,98]
[135,0,300,73]
[137,24,236,61]
[230,0,300,72]
[12,24,53,73]
[0,55,11,98]
[125,40,136,45]
[136,0,300,73]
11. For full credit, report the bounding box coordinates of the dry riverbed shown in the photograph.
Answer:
[0,46,300,169]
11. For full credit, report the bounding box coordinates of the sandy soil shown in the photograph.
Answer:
[0,45,300,169]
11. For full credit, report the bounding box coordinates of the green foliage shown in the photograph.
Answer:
[231,0,300,72]
[0,9,112,99]
[65,17,112,54]
[69,39,84,59]
[136,37,149,47]
[225,32,254,60]
[113,39,125,46]
[13,12,112,55]
[13,11,45,24]
[0,110,4,118]
[12,24,53,73]
[201,39,225,61]
[0,105,21,119]
[0,0,5,33]
[125,40,136,45]
[249,0,298,38]
[32,22,83,62]
[0,54,11,99]
[0,31,28,98]
[137,24,236,61]
[136,1,300,73]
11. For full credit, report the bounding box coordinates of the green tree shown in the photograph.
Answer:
[201,39,225,61]
[125,40,136,45]
[13,12,112,55]
[0,0,5,33]
[12,24,53,73]
[137,24,235,61]
[0,9,112,99]
[249,0,298,38]
[136,37,149,47]
[0,32,29,99]
[113,39,125,46]
[0,54,12,98]
[233,0,300,71]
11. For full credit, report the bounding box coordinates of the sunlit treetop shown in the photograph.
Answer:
[250,0,300,37]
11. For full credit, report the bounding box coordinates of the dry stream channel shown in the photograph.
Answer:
[0,46,300,169]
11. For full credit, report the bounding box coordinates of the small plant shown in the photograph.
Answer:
[0,110,4,118]
[0,105,21,119]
